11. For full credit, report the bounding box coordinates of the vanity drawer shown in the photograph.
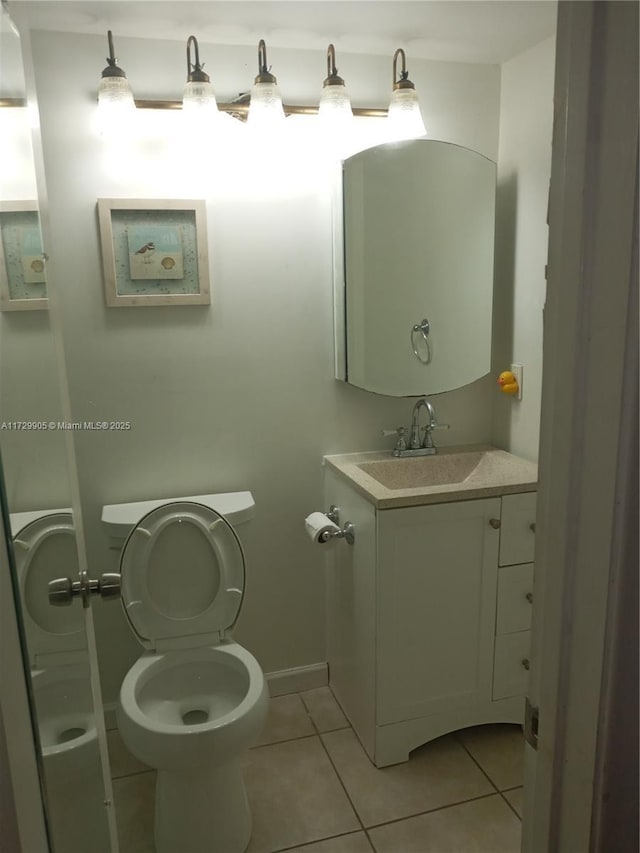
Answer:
[496,563,534,635]
[493,631,531,700]
[499,493,537,566]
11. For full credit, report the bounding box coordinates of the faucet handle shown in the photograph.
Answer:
[382,427,408,453]
[420,421,450,450]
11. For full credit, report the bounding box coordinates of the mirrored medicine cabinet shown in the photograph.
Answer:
[334,139,497,397]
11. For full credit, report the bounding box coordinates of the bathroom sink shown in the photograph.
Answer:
[325,446,538,508]
[357,451,485,490]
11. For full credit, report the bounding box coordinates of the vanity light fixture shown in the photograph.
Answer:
[97,30,135,116]
[182,35,219,116]
[318,44,353,128]
[47,32,390,122]
[247,39,285,126]
[388,48,426,140]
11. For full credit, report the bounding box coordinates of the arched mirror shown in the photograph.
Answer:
[336,139,496,396]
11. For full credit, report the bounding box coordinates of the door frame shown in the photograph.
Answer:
[523,2,638,851]
[0,501,50,852]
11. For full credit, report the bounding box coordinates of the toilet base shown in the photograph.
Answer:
[155,759,252,853]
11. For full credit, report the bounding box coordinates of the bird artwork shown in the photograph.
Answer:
[497,370,520,395]
[135,241,155,263]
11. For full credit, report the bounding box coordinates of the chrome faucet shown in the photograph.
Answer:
[409,398,438,450]
[383,397,449,457]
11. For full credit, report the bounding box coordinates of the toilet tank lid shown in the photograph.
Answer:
[101,491,255,540]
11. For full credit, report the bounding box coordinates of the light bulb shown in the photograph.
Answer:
[248,82,284,126]
[318,45,353,132]
[182,36,220,123]
[388,88,426,140]
[182,80,217,113]
[387,48,427,142]
[98,75,135,111]
[96,31,135,136]
[248,40,285,127]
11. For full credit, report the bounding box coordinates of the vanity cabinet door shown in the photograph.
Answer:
[377,497,501,726]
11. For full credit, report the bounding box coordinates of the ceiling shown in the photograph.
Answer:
[9,0,557,64]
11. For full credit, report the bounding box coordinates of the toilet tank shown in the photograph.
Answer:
[101,492,255,547]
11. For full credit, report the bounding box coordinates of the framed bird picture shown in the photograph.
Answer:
[97,199,210,307]
[0,201,48,312]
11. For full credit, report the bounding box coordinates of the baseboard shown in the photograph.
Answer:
[266,662,328,697]
[103,701,118,731]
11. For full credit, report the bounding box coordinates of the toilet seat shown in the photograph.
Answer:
[120,501,246,651]
[14,513,85,667]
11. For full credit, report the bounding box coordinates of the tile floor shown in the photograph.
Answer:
[109,687,524,853]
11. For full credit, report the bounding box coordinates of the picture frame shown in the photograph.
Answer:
[0,201,48,312]
[97,199,210,307]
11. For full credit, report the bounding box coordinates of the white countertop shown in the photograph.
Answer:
[323,445,538,509]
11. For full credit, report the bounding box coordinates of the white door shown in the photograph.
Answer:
[522,3,638,851]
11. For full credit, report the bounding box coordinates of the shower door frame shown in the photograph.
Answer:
[0,511,50,851]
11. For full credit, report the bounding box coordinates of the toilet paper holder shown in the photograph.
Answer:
[323,505,355,545]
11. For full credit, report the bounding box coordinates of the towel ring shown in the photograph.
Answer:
[411,318,432,364]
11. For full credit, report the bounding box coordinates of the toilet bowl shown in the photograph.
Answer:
[115,498,268,853]
[13,512,110,853]
[31,663,97,777]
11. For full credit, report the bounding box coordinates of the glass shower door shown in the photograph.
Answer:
[0,9,118,851]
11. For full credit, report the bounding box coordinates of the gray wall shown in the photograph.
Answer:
[26,30,502,701]
[492,37,555,460]
[6,24,557,705]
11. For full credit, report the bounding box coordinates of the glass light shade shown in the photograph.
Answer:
[247,81,285,126]
[387,88,426,140]
[318,84,353,128]
[97,75,135,111]
[182,80,219,114]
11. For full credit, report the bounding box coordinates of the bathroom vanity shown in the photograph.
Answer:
[323,446,537,767]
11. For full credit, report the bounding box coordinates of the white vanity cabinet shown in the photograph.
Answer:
[324,467,536,767]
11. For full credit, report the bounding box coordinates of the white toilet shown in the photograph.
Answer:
[114,496,268,853]
[13,511,110,853]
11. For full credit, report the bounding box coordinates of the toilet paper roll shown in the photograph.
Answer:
[305,512,340,544]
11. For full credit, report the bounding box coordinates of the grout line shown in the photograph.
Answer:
[499,788,523,822]
[454,734,523,823]
[270,829,369,853]
[250,732,319,752]
[311,716,505,847]
[111,766,155,783]
[314,729,379,853]
[306,709,367,833]
[363,790,503,832]
[454,733,502,794]
[299,691,377,852]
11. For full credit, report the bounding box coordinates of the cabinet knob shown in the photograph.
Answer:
[489,518,501,530]
[530,522,536,533]
[525,592,533,604]
[521,658,531,671]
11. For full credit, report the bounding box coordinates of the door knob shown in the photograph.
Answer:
[489,518,501,529]
[48,572,121,608]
